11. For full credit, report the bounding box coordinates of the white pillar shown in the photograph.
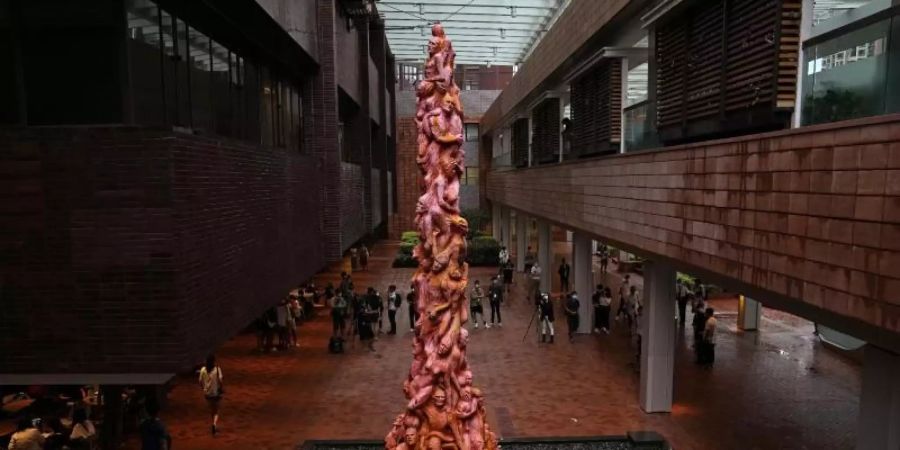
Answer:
[515,212,527,272]
[500,207,511,248]
[857,346,900,450]
[738,296,762,331]
[492,203,501,242]
[572,232,593,333]
[537,221,551,293]
[640,260,676,413]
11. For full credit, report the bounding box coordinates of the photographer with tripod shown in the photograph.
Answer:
[538,292,555,343]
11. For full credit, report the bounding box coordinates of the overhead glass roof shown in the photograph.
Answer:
[377,0,569,66]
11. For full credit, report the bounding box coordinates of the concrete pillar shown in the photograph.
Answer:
[639,260,676,413]
[500,207,511,248]
[515,212,527,272]
[857,346,900,450]
[492,203,501,242]
[572,232,593,333]
[738,296,762,331]
[537,220,551,293]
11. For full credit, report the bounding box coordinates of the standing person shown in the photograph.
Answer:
[263,306,278,352]
[406,283,418,332]
[538,292,555,343]
[524,245,535,273]
[350,247,359,272]
[616,275,631,322]
[599,287,613,334]
[469,280,487,329]
[592,285,604,333]
[528,261,542,304]
[198,354,224,436]
[599,247,609,274]
[558,259,571,293]
[498,246,509,267]
[140,402,172,450]
[676,279,690,327]
[275,297,290,350]
[502,260,514,293]
[387,285,400,335]
[360,244,370,271]
[696,279,708,301]
[488,276,503,328]
[692,297,708,361]
[331,291,347,337]
[287,295,301,347]
[358,295,376,351]
[339,272,351,298]
[564,291,580,341]
[8,418,44,450]
[367,287,384,334]
[627,285,642,335]
[701,307,717,367]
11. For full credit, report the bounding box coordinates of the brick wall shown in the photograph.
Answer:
[389,117,419,239]
[0,127,325,374]
[487,114,900,350]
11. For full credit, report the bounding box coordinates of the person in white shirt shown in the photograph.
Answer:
[198,354,224,436]
[701,308,717,367]
[69,408,96,443]
[387,285,400,335]
[498,247,509,266]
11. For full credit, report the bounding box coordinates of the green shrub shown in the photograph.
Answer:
[467,235,500,266]
[401,231,420,244]
[461,209,489,239]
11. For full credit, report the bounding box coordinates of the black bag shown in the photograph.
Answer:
[328,336,344,354]
[393,293,402,308]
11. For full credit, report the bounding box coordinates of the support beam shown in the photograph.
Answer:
[515,211,527,272]
[738,296,762,331]
[537,220,551,293]
[492,203,501,242]
[640,260,676,413]
[857,346,900,450]
[572,232,593,333]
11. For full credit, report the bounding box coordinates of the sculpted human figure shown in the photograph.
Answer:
[385,23,496,450]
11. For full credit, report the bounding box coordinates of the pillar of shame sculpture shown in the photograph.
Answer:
[384,24,498,450]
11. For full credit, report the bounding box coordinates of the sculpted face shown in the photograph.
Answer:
[462,370,473,386]
[404,427,417,445]
[432,387,447,408]
[427,36,442,55]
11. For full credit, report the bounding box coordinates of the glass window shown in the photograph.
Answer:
[244,59,260,143]
[625,63,648,107]
[211,40,231,136]
[813,0,873,27]
[886,15,900,114]
[465,123,479,142]
[802,18,891,125]
[464,167,479,185]
[188,27,211,131]
[126,0,163,124]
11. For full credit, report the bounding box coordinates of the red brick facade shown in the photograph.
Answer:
[487,114,900,350]
[0,127,324,373]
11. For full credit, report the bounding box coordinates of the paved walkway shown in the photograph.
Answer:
[124,241,861,450]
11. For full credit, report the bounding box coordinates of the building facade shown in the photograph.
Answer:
[0,0,395,379]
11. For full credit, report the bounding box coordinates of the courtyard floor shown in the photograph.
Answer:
[124,241,862,450]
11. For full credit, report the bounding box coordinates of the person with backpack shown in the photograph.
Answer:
[331,291,348,337]
[469,280,487,329]
[387,285,401,335]
[198,354,224,436]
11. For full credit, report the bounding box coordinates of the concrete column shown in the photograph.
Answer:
[537,220,551,293]
[572,232,593,333]
[857,346,900,450]
[492,203,501,242]
[738,296,762,331]
[500,207,511,247]
[515,212,527,272]
[639,260,676,413]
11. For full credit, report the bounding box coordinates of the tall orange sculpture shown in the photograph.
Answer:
[384,24,498,450]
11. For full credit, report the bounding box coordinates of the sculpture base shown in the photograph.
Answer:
[299,432,671,450]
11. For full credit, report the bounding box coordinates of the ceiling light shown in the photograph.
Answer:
[510,6,517,18]
[500,29,506,39]
[418,3,424,15]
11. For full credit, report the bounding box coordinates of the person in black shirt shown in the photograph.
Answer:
[558,259,571,292]
[367,287,384,334]
[538,292,555,343]
[406,283,418,332]
[488,276,503,328]
[565,291,580,341]
[592,285,603,334]
[502,261,514,293]
[387,285,400,335]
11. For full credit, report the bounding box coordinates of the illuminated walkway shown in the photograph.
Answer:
[124,241,861,450]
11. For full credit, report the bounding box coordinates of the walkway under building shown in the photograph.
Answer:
[123,242,861,450]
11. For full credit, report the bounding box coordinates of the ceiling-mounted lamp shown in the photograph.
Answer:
[418,3,424,15]
[486,60,492,68]
[492,47,498,57]
[510,6,517,18]
[500,29,506,39]
[420,26,427,36]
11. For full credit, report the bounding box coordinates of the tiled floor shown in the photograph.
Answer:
[124,241,861,450]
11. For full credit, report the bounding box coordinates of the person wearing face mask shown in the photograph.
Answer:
[564,291,581,341]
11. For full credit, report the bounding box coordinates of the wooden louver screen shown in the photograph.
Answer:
[654,0,800,142]
[511,118,529,168]
[531,97,560,165]
[570,58,622,158]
